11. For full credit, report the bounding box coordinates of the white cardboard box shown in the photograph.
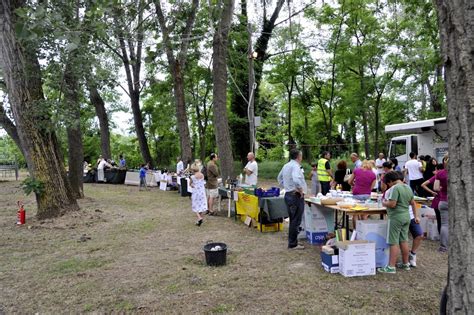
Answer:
[426,218,440,240]
[356,220,389,268]
[337,240,376,277]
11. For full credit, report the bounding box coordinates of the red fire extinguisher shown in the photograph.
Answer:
[17,201,26,225]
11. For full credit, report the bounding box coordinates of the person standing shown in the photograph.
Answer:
[119,154,126,168]
[190,165,206,226]
[334,160,351,192]
[404,152,424,196]
[375,153,386,190]
[348,160,376,201]
[243,152,258,186]
[139,164,148,191]
[176,157,184,175]
[277,149,307,250]
[317,151,333,196]
[309,163,320,196]
[350,153,362,169]
[422,155,449,252]
[378,171,416,274]
[205,153,220,215]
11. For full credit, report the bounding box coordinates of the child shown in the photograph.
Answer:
[190,165,207,226]
[139,164,148,191]
[309,163,319,196]
[378,171,416,274]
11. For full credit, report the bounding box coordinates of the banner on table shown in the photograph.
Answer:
[236,192,259,220]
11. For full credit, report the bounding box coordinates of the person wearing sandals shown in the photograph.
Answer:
[190,164,207,226]
[378,171,417,274]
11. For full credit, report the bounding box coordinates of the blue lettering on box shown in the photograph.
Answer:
[306,231,327,245]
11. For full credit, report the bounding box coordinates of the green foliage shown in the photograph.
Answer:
[21,177,45,196]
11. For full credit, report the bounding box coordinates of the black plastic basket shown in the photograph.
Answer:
[203,242,227,266]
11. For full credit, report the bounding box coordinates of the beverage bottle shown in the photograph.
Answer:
[377,195,382,208]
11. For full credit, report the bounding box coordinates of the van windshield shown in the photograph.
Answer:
[390,139,406,158]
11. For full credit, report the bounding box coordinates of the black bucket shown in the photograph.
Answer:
[203,242,227,266]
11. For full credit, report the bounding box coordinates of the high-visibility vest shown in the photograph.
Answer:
[317,158,331,182]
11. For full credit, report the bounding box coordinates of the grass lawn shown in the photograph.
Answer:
[0,179,447,313]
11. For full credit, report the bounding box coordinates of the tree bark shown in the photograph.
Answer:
[212,0,235,180]
[436,1,474,313]
[154,0,199,164]
[0,0,79,218]
[229,0,250,164]
[86,78,111,159]
[64,61,84,199]
[0,102,23,155]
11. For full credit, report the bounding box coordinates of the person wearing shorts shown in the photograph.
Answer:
[378,171,416,274]
[205,153,220,215]
[407,206,423,267]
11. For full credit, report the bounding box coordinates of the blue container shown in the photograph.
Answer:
[254,187,280,197]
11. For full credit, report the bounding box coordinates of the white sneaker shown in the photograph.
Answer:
[409,252,417,267]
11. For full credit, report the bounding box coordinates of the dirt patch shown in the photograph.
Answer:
[0,180,447,313]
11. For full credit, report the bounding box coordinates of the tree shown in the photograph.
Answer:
[154,0,200,164]
[86,75,111,159]
[104,0,153,166]
[0,95,22,155]
[0,0,79,218]
[212,0,235,179]
[436,1,474,313]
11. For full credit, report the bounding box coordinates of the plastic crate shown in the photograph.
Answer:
[255,222,283,232]
[254,187,280,197]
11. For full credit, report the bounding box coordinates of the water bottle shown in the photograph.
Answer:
[377,195,382,208]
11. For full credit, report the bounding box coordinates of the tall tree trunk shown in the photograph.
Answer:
[350,119,358,153]
[373,93,382,158]
[436,1,474,313]
[86,78,111,159]
[0,0,79,218]
[64,61,84,199]
[212,0,235,180]
[154,0,199,165]
[253,0,285,113]
[114,1,153,167]
[303,113,311,162]
[229,0,250,164]
[0,102,24,156]
[171,65,193,163]
[359,66,370,158]
[129,89,152,165]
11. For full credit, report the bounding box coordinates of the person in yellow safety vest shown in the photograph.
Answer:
[317,151,333,196]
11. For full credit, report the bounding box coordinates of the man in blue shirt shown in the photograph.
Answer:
[119,154,126,168]
[350,152,362,169]
[278,149,307,250]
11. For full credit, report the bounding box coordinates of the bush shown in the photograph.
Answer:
[258,160,286,179]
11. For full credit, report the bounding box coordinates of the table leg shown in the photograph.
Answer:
[227,199,231,218]
[334,210,339,231]
[218,195,222,212]
[345,214,350,240]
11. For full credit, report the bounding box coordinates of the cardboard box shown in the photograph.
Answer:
[337,240,376,277]
[306,231,327,245]
[304,204,333,245]
[321,251,339,273]
[322,262,339,274]
[356,220,389,268]
[426,218,439,240]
